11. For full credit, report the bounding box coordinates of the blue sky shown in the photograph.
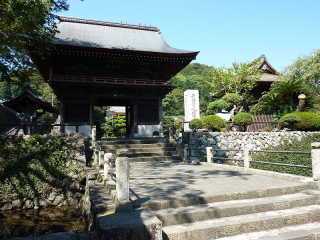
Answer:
[63,0,319,72]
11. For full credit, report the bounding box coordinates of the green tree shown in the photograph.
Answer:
[0,71,54,102]
[0,0,69,85]
[207,59,265,113]
[253,49,320,115]
[162,88,184,116]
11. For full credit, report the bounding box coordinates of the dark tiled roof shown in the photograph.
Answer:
[3,86,54,113]
[55,16,198,55]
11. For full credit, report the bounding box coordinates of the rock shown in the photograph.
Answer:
[12,199,22,209]
[48,192,56,201]
[70,182,80,190]
[52,194,65,206]
[1,202,13,211]
[39,198,51,207]
[66,197,79,206]
[23,200,34,209]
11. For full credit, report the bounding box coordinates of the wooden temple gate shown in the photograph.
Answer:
[27,16,198,137]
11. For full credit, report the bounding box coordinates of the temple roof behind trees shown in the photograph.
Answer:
[55,16,199,56]
[2,86,54,114]
[257,54,279,83]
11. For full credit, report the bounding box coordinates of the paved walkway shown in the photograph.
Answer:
[128,162,313,208]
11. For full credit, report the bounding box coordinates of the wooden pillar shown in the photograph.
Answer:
[90,96,94,128]
[132,101,138,137]
[158,97,163,137]
[60,98,65,134]
[125,105,130,137]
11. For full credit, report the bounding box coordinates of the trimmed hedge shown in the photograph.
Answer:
[232,112,253,131]
[189,118,203,130]
[222,93,243,105]
[290,112,320,131]
[252,133,320,177]
[279,113,301,130]
[202,115,226,131]
[206,100,229,115]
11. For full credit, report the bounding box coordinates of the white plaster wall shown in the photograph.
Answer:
[65,125,91,137]
[138,125,162,137]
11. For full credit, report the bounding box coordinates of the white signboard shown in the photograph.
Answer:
[184,90,200,130]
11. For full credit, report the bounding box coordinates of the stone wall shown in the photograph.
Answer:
[188,131,320,161]
[0,133,89,211]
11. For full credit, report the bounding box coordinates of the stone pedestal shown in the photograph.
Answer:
[312,142,320,181]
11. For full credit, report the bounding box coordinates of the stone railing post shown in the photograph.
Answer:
[169,127,173,140]
[92,125,96,146]
[94,150,99,166]
[206,147,213,163]
[99,150,104,168]
[243,147,252,168]
[104,153,113,179]
[183,145,189,161]
[311,142,320,181]
[115,148,132,212]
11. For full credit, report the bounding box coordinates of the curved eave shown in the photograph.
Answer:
[258,58,278,75]
[3,91,54,113]
[52,44,199,58]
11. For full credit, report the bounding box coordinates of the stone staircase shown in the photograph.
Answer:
[83,138,320,239]
[131,184,320,239]
[97,138,182,163]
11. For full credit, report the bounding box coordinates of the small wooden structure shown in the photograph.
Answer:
[252,54,279,100]
[27,16,199,137]
[2,86,54,134]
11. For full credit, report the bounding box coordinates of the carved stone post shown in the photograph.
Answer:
[115,148,132,212]
[206,147,213,163]
[312,142,320,181]
[99,151,104,168]
[243,147,252,168]
[104,153,113,179]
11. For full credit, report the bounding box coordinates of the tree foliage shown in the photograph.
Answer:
[253,50,320,114]
[207,59,264,97]
[0,0,69,85]
[207,59,264,115]
[162,63,212,116]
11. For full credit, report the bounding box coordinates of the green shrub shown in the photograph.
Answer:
[202,115,226,131]
[252,133,320,177]
[189,118,203,130]
[279,113,301,130]
[232,112,253,131]
[222,93,243,105]
[206,99,229,115]
[163,116,181,137]
[290,112,320,131]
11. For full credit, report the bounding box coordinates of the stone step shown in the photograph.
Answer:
[99,147,177,154]
[98,138,171,145]
[129,156,182,163]
[134,184,312,211]
[127,151,179,158]
[89,182,115,214]
[162,205,320,240]
[153,193,316,227]
[99,143,174,150]
[217,222,320,239]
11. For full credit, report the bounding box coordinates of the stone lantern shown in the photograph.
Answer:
[298,94,306,112]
